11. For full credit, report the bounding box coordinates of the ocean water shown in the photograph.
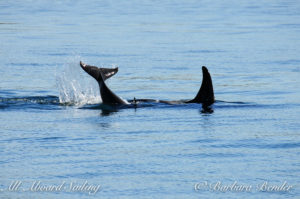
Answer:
[1,0,300,198]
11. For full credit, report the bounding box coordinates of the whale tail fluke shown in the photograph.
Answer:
[80,61,118,82]
[187,66,215,106]
[79,61,127,105]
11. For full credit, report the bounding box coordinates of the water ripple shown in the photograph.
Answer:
[212,142,300,149]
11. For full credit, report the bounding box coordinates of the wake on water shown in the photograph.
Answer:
[55,61,249,109]
[56,60,102,106]
[1,60,129,109]
[1,59,255,110]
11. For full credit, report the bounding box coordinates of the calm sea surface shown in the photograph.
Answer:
[1,0,300,198]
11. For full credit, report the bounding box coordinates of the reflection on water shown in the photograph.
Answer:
[100,108,119,117]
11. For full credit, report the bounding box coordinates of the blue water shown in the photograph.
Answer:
[1,0,300,198]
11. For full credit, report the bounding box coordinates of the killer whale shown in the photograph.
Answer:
[80,61,128,105]
[79,61,215,107]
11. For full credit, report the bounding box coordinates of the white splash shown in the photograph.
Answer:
[56,60,102,106]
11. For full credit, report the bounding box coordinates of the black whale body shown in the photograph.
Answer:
[79,61,215,107]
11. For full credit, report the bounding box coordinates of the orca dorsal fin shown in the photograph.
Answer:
[188,66,215,106]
